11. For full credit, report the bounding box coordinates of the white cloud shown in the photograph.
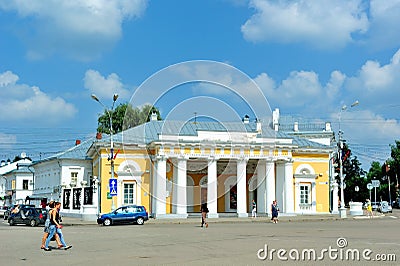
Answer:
[255,70,327,110]
[367,0,400,50]
[241,0,369,49]
[0,71,77,124]
[325,71,346,100]
[251,48,400,167]
[0,0,148,60]
[0,71,19,86]
[345,48,400,109]
[84,69,131,101]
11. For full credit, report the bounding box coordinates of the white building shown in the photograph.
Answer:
[1,156,32,206]
[31,139,97,220]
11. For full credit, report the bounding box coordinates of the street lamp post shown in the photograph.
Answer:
[338,100,359,218]
[91,93,119,211]
[386,164,391,205]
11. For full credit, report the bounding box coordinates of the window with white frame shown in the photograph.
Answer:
[300,184,311,204]
[71,172,78,185]
[124,183,136,205]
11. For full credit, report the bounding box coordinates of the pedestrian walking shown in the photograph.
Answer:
[251,199,257,218]
[41,201,62,249]
[43,201,72,251]
[271,200,279,223]
[200,202,209,228]
[366,199,374,218]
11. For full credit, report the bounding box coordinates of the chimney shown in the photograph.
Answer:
[96,132,102,140]
[151,111,158,121]
[243,115,250,124]
[325,122,331,131]
[256,119,262,133]
[272,108,280,131]
[75,140,81,145]
[294,122,299,132]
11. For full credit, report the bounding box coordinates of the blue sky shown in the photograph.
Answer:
[1,0,400,169]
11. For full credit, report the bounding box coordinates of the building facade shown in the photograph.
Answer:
[31,139,96,219]
[1,156,33,206]
[88,113,334,218]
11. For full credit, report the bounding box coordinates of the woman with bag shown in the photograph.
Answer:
[40,201,62,249]
[43,202,72,251]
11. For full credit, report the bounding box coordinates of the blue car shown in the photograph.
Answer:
[97,205,148,226]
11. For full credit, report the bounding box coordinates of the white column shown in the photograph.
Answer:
[151,158,156,215]
[237,159,248,217]
[284,161,294,213]
[332,181,339,214]
[294,182,300,213]
[172,161,178,214]
[266,161,275,216]
[136,178,142,206]
[155,156,167,218]
[275,162,285,212]
[256,160,266,214]
[176,158,188,217]
[207,158,219,218]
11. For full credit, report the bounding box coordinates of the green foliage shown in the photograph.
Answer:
[336,144,367,202]
[336,139,400,204]
[96,103,161,134]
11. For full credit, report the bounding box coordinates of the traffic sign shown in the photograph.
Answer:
[367,183,373,190]
[109,178,117,196]
[371,180,380,188]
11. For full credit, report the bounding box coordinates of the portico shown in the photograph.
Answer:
[150,148,296,218]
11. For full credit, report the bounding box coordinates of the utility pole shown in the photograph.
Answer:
[91,93,119,211]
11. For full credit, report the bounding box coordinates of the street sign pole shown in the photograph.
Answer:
[367,183,373,203]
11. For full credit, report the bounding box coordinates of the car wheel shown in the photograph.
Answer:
[136,217,144,225]
[9,218,15,226]
[103,218,112,226]
[30,219,37,227]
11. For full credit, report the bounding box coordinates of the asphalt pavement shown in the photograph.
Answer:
[0,209,398,265]
[60,210,389,226]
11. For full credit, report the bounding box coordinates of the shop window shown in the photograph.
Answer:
[63,189,71,209]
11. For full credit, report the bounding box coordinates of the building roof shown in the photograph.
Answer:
[0,158,32,175]
[3,164,34,175]
[32,138,94,165]
[95,120,331,150]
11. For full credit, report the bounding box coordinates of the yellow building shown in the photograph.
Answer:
[87,111,334,218]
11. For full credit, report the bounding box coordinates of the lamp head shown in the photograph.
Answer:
[91,94,99,102]
[113,94,119,102]
[350,100,359,107]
